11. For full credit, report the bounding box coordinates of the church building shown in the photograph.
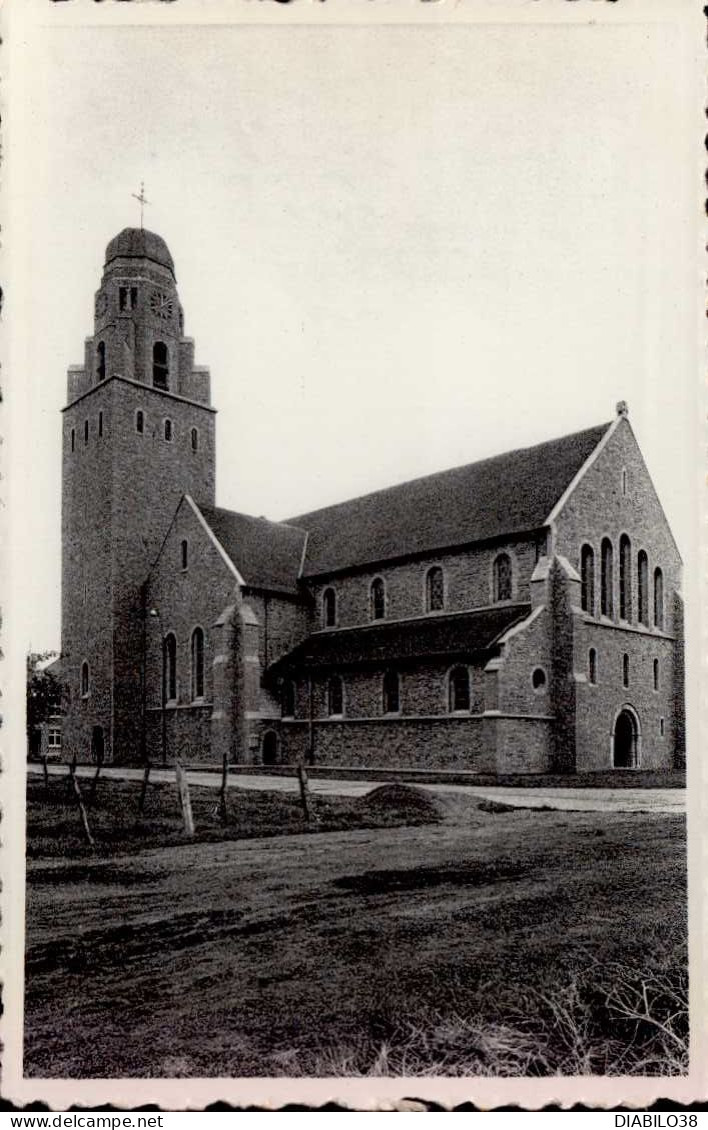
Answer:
[60,228,685,774]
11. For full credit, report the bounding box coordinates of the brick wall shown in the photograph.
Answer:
[307,534,542,632]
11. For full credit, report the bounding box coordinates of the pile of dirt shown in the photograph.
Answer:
[358,782,444,824]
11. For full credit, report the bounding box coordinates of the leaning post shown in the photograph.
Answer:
[175,760,195,837]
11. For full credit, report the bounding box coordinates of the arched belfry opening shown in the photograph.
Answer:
[613,707,640,769]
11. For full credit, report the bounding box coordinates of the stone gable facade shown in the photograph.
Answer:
[59,231,685,774]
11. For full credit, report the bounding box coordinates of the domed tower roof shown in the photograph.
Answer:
[104,228,175,277]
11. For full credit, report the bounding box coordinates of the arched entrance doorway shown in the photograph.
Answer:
[262,730,278,766]
[613,708,639,769]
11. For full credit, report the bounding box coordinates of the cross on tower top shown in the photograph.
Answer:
[131,181,150,229]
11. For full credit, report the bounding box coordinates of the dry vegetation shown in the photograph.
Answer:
[24,776,687,1078]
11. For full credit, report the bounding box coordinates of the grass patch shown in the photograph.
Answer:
[26,776,443,859]
[24,803,686,1078]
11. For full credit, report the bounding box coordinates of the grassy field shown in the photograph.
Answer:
[24,780,687,1078]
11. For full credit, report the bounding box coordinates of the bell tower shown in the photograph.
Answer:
[61,228,216,763]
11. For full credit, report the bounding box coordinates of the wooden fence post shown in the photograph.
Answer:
[88,752,104,807]
[175,761,195,837]
[70,772,95,847]
[297,762,313,823]
[138,761,151,817]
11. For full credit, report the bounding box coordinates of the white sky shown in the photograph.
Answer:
[7,0,702,653]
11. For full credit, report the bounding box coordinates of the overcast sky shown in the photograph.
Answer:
[8,0,701,653]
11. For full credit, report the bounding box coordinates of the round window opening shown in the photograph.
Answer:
[532,667,547,691]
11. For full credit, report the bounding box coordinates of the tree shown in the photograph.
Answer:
[26,651,62,750]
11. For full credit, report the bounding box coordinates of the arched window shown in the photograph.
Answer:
[181,539,188,570]
[135,410,144,435]
[163,633,177,703]
[653,657,659,692]
[588,648,597,685]
[191,627,205,700]
[323,587,336,628]
[637,551,649,626]
[622,653,630,688]
[531,667,547,691]
[191,427,199,452]
[80,661,90,698]
[580,545,595,614]
[282,680,296,718]
[383,670,400,714]
[619,534,632,621]
[448,666,470,712]
[425,566,445,612]
[601,538,614,618]
[98,411,103,438]
[493,554,512,602]
[153,341,169,390]
[654,567,664,629]
[327,675,344,717]
[164,418,173,442]
[370,577,385,621]
[96,341,106,382]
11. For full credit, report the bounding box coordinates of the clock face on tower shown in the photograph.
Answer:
[150,290,174,321]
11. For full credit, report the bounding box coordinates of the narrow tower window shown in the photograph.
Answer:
[588,648,597,685]
[98,411,103,438]
[327,675,344,717]
[164,418,173,442]
[190,427,199,452]
[426,566,445,612]
[654,567,664,629]
[80,661,90,698]
[619,534,632,621]
[71,428,75,452]
[370,577,385,621]
[96,341,106,382]
[164,633,177,703]
[601,538,614,618]
[449,666,471,712]
[383,670,400,714]
[580,545,595,614]
[621,468,627,496]
[119,287,128,311]
[153,341,169,390]
[637,551,649,626]
[622,653,630,688]
[493,554,512,602]
[84,419,89,444]
[181,539,188,571]
[323,587,336,628]
[135,410,144,435]
[653,657,659,692]
[191,627,205,700]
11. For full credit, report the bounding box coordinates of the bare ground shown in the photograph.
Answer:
[24,783,687,1078]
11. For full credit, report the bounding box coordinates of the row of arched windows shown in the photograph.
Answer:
[580,540,664,629]
[162,627,205,703]
[93,341,172,390]
[586,647,660,691]
[321,554,514,628]
[282,666,474,718]
[134,410,200,451]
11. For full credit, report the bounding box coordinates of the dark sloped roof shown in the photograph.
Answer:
[269,604,530,673]
[197,503,307,594]
[290,423,610,577]
[104,228,175,277]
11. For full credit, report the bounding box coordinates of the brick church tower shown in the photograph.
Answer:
[61,228,216,763]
